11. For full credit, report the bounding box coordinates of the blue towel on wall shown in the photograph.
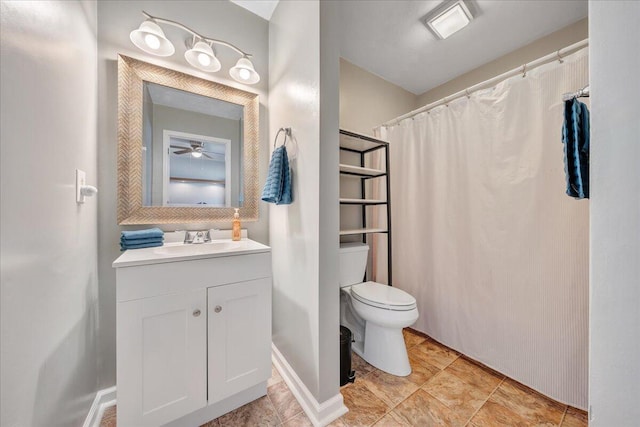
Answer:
[121,227,164,241]
[261,145,292,205]
[562,98,590,199]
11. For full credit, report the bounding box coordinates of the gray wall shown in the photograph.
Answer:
[97,0,270,389]
[339,58,418,137]
[589,2,640,425]
[338,59,417,239]
[318,0,341,403]
[0,1,99,426]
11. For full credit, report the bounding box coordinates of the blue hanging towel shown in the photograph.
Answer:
[562,98,590,199]
[261,145,292,205]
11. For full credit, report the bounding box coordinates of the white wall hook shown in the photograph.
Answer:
[81,185,98,197]
[76,169,98,203]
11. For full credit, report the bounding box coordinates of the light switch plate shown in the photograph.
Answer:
[76,169,86,203]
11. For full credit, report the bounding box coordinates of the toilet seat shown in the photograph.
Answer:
[350,281,417,311]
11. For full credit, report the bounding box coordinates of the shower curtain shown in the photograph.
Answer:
[376,48,589,409]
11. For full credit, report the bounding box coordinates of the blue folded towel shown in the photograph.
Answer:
[120,240,163,251]
[120,237,164,245]
[121,227,164,241]
[562,98,590,199]
[261,145,292,205]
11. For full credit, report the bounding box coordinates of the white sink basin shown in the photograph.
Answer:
[152,241,237,256]
[113,238,270,268]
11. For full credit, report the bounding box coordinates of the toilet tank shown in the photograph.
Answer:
[339,243,369,287]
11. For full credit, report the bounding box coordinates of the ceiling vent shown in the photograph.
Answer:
[423,0,475,40]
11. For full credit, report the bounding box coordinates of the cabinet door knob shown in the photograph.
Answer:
[193,309,201,317]
[214,305,222,313]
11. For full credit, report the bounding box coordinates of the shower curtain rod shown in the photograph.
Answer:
[382,38,589,127]
[562,85,590,101]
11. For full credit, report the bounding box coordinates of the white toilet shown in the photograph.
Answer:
[339,243,419,376]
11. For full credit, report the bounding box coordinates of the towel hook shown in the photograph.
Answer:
[273,127,291,150]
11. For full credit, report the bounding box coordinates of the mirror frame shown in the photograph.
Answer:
[117,55,259,224]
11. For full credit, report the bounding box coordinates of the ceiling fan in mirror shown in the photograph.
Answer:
[171,141,216,159]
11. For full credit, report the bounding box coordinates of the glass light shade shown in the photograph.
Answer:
[144,34,160,50]
[129,20,175,56]
[426,0,473,40]
[185,41,221,72]
[191,151,203,158]
[230,57,260,84]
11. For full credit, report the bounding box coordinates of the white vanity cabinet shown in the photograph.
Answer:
[207,278,271,403]
[113,240,272,427]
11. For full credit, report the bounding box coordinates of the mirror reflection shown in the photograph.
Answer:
[142,82,244,207]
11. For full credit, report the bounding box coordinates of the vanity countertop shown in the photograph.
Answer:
[113,238,270,268]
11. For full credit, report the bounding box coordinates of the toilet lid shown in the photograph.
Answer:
[351,282,416,311]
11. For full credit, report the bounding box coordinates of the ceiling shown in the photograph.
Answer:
[339,0,588,95]
[230,0,279,20]
[146,82,244,121]
[231,0,587,95]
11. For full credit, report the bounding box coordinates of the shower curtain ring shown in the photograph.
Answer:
[465,89,471,99]
[521,64,527,78]
[556,50,564,64]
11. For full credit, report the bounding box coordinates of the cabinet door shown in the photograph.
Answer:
[208,278,272,403]
[117,289,207,426]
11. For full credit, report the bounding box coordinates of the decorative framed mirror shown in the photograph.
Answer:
[117,55,259,224]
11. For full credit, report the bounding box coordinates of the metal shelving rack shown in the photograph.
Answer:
[339,129,392,286]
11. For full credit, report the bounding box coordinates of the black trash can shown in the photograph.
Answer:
[340,326,356,386]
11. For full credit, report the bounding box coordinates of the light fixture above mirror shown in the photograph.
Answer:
[129,11,260,84]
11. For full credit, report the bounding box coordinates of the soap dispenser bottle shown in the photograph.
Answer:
[232,208,241,241]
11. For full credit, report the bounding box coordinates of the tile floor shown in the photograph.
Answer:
[100,328,588,426]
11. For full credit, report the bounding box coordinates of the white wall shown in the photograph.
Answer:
[589,1,640,425]
[0,1,99,426]
[97,0,270,389]
[269,0,341,409]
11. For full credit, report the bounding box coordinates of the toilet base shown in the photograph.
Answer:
[357,323,412,377]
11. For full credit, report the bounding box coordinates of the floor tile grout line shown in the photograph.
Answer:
[265,392,284,426]
[370,386,425,427]
[443,354,460,370]
[278,404,305,426]
[462,376,506,427]
[277,404,305,426]
[354,340,440,427]
[364,353,450,427]
[558,405,569,426]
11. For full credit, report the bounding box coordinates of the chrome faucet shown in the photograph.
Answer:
[184,230,211,244]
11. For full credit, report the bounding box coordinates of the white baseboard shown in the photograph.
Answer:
[83,386,117,427]
[272,344,348,427]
